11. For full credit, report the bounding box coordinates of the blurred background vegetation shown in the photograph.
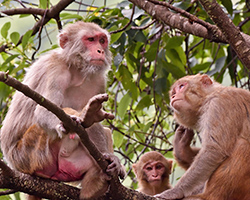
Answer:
[0,0,249,199]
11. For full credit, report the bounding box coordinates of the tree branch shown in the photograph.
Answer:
[0,0,75,51]
[0,8,46,16]
[198,0,250,70]
[128,0,250,46]
[128,0,227,43]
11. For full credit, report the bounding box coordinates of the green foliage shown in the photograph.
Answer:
[1,22,11,39]
[1,0,250,197]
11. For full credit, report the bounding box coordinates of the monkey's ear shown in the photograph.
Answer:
[201,74,213,86]
[59,32,68,49]
[168,159,173,173]
[132,163,138,176]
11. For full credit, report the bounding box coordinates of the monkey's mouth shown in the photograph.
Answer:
[90,59,105,66]
[171,99,181,106]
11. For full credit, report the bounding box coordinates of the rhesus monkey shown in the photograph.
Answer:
[132,151,172,196]
[155,74,250,200]
[173,126,199,171]
[0,22,125,200]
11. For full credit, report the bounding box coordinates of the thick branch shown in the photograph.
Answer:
[128,0,250,46]
[0,8,46,16]
[198,0,250,70]
[128,0,226,42]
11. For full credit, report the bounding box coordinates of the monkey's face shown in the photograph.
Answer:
[170,80,190,113]
[82,33,109,67]
[169,74,215,129]
[143,161,166,185]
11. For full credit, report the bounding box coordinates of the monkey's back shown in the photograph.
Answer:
[0,50,63,169]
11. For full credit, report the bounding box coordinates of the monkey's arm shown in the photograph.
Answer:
[155,138,226,199]
[173,126,200,170]
[33,67,71,136]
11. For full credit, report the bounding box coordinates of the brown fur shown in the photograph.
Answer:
[156,74,250,200]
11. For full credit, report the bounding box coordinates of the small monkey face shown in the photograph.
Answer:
[143,161,165,183]
[170,82,188,111]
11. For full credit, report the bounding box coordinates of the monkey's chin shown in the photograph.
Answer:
[149,180,162,187]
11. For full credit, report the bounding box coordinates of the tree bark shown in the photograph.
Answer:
[198,0,250,69]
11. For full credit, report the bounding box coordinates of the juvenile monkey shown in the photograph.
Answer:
[132,151,172,196]
[1,22,125,200]
[155,74,250,200]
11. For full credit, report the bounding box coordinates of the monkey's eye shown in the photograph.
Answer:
[88,37,95,42]
[156,164,163,170]
[146,166,152,171]
[179,84,185,89]
[99,38,105,44]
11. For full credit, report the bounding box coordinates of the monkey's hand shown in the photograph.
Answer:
[174,126,195,148]
[173,126,200,170]
[56,115,82,138]
[81,94,115,128]
[103,153,126,179]
[154,187,184,200]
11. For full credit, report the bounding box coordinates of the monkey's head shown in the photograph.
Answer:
[58,21,112,74]
[133,151,172,185]
[169,74,217,129]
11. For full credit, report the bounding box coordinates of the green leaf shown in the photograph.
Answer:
[0,82,11,101]
[110,30,123,44]
[1,54,19,67]
[60,13,83,20]
[117,93,131,119]
[1,22,11,39]
[144,39,159,62]
[166,36,185,49]
[136,95,152,110]
[221,0,233,15]
[207,56,226,76]
[192,62,211,73]
[22,30,33,50]
[112,130,124,148]
[158,50,185,79]
[10,32,20,45]
[39,0,49,9]
[155,77,167,95]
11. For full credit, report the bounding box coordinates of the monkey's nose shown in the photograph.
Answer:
[97,49,104,54]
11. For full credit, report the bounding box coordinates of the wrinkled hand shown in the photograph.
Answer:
[103,153,126,179]
[154,187,184,200]
[174,126,195,148]
[56,114,82,138]
[81,94,114,128]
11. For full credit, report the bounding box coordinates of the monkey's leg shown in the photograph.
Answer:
[15,125,54,174]
[80,165,109,199]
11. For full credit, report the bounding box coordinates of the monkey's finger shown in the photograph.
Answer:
[104,112,115,120]
[89,93,109,106]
